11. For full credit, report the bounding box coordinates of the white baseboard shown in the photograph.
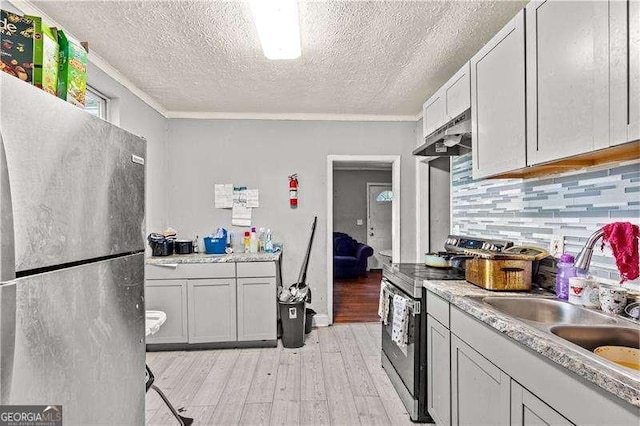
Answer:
[312,314,330,327]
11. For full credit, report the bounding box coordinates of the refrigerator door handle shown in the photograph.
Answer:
[0,130,16,404]
[0,130,15,282]
[0,281,16,404]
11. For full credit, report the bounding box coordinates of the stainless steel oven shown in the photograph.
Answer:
[380,236,513,422]
[380,278,430,422]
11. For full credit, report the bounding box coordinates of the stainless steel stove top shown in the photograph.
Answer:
[382,234,514,298]
[382,263,465,298]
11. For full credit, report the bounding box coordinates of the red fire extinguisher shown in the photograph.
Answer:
[289,174,298,208]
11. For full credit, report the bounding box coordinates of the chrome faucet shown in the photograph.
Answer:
[574,228,605,275]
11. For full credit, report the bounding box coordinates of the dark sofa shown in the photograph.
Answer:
[333,232,374,279]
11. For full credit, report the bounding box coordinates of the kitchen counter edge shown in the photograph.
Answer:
[146,252,281,264]
[423,279,640,409]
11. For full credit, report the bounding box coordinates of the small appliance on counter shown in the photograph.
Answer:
[174,239,194,255]
[147,233,174,256]
[463,246,550,291]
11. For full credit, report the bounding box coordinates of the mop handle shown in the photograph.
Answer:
[296,216,318,287]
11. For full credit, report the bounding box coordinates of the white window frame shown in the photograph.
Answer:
[85,85,109,121]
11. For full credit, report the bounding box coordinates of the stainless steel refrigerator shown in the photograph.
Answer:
[0,73,146,425]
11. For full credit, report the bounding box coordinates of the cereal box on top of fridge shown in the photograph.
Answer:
[0,10,34,83]
[57,29,87,107]
[28,16,59,95]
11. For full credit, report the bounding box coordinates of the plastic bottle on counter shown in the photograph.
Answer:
[555,253,576,300]
[244,231,251,253]
[250,227,258,253]
[265,229,274,253]
[193,235,199,253]
[225,231,234,254]
[258,227,266,252]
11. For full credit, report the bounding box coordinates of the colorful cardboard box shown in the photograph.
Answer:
[28,16,59,95]
[0,10,34,83]
[57,29,88,106]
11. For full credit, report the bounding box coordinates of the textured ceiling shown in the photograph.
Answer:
[32,0,526,117]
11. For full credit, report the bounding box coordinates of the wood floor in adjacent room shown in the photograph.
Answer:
[145,323,415,425]
[333,270,382,323]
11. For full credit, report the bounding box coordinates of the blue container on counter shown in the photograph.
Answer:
[204,229,227,254]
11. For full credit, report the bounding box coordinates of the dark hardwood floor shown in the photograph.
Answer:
[333,270,382,323]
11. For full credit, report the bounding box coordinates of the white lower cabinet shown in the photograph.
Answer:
[451,334,510,426]
[511,381,573,426]
[145,262,278,346]
[145,279,188,344]
[188,279,237,343]
[237,277,277,341]
[424,291,637,426]
[427,314,451,425]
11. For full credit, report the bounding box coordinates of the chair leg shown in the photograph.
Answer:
[150,384,194,426]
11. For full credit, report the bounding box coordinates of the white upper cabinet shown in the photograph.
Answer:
[610,0,640,146]
[423,62,471,138]
[423,91,446,137]
[526,0,611,165]
[444,62,471,121]
[471,10,526,179]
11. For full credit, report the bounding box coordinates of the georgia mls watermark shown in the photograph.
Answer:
[0,405,62,426]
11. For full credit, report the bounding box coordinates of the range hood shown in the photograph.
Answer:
[413,109,472,158]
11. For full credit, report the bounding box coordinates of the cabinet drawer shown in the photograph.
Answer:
[184,263,235,279]
[145,262,235,279]
[237,262,276,278]
[426,291,450,328]
[145,263,186,280]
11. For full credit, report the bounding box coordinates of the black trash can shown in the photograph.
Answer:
[279,300,306,348]
[305,309,316,334]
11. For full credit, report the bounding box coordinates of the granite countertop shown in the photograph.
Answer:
[422,279,640,409]
[146,251,281,265]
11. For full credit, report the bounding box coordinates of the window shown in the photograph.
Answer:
[376,190,393,202]
[84,86,108,120]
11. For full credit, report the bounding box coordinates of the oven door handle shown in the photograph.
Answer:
[382,282,420,315]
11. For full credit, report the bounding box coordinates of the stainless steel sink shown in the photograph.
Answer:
[550,325,640,351]
[482,297,617,325]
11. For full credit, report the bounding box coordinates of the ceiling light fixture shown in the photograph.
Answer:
[250,0,301,60]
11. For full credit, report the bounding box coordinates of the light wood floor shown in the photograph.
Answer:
[145,323,415,425]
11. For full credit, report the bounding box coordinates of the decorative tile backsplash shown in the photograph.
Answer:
[451,154,640,289]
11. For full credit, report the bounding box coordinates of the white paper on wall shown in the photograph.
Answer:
[214,184,233,208]
[233,186,248,206]
[246,189,259,208]
[232,204,252,226]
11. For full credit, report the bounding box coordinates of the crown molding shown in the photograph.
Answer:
[9,0,422,123]
[166,111,418,122]
[9,0,170,117]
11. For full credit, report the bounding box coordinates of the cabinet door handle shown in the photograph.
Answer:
[155,263,178,269]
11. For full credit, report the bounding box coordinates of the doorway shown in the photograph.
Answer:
[367,182,393,269]
[327,155,401,325]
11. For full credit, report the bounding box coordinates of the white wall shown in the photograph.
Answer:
[416,118,430,257]
[86,64,169,235]
[333,169,392,243]
[166,119,417,317]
